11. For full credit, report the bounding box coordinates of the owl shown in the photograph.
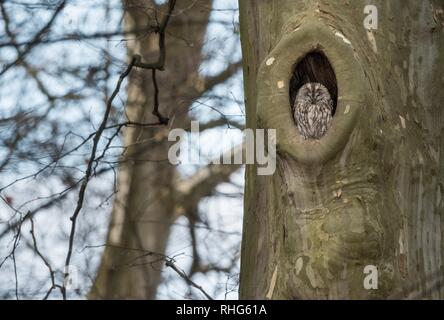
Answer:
[293,82,333,140]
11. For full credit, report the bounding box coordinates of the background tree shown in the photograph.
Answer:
[0,0,243,299]
[239,0,444,299]
[90,0,242,299]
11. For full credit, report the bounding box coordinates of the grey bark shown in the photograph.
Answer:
[239,0,444,299]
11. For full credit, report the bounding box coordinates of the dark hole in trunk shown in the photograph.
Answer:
[289,51,338,115]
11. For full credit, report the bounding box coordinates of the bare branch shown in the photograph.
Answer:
[202,60,242,94]
[165,258,214,300]
[62,56,151,299]
[84,244,213,300]
[176,144,244,202]
[30,217,63,300]
[0,0,66,77]
[131,0,177,71]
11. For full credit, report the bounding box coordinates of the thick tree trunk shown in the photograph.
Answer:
[239,0,444,299]
[90,0,212,299]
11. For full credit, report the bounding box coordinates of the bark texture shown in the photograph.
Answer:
[90,0,212,299]
[239,0,444,299]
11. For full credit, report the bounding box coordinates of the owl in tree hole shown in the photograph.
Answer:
[293,82,333,139]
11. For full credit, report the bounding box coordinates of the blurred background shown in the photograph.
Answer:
[0,0,244,299]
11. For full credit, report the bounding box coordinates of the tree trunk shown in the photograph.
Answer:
[90,0,212,299]
[239,0,444,299]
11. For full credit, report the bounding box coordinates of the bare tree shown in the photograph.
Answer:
[89,0,243,299]
[0,0,243,300]
[238,0,444,299]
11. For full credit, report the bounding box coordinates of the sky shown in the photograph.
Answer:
[0,0,245,300]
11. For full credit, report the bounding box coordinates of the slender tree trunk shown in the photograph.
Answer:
[90,0,212,299]
[239,0,444,299]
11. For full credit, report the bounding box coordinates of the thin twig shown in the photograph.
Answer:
[165,258,214,300]
[29,217,63,300]
[132,0,176,70]
[83,243,213,300]
[61,56,139,299]
[132,0,177,123]
[151,69,168,124]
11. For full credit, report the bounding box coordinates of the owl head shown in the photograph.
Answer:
[296,82,332,107]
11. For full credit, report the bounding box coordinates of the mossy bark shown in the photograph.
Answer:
[239,0,444,299]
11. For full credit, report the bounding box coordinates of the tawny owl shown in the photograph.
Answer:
[293,82,333,139]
